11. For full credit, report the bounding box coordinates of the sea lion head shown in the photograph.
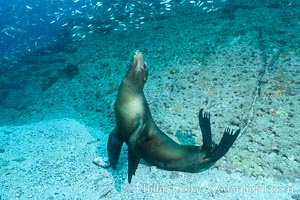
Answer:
[126,50,148,88]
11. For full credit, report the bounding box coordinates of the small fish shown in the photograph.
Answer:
[119,22,126,28]
[25,5,33,10]
[206,8,213,13]
[161,0,172,4]
[3,32,14,37]
[72,10,82,15]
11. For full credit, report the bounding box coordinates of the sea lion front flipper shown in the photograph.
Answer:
[199,109,213,150]
[128,117,146,183]
[107,128,124,170]
[128,147,141,183]
[208,128,240,161]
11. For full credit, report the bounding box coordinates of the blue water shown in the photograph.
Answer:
[0,0,224,59]
[0,0,99,57]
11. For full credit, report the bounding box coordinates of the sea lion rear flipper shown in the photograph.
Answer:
[107,128,124,170]
[128,117,146,183]
[208,128,240,161]
[199,109,213,150]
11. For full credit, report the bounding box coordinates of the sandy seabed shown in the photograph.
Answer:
[0,119,298,199]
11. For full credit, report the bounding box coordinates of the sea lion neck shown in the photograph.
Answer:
[120,78,144,94]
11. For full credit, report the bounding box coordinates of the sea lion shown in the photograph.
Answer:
[107,51,240,183]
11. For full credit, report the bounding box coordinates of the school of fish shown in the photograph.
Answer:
[0,0,224,60]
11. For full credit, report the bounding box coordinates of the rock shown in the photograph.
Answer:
[93,157,110,168]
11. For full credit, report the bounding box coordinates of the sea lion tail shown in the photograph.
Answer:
[107,128,124,170]
[207,128,240,161]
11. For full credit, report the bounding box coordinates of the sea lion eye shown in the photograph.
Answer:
[143,62,148,69]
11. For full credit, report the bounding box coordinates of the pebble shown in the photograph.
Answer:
[87,139,100,145]
[169,171,180,179]
[12,157,26,162]
[149,166,158,172]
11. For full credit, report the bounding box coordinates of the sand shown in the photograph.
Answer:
[0,118,299,199]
